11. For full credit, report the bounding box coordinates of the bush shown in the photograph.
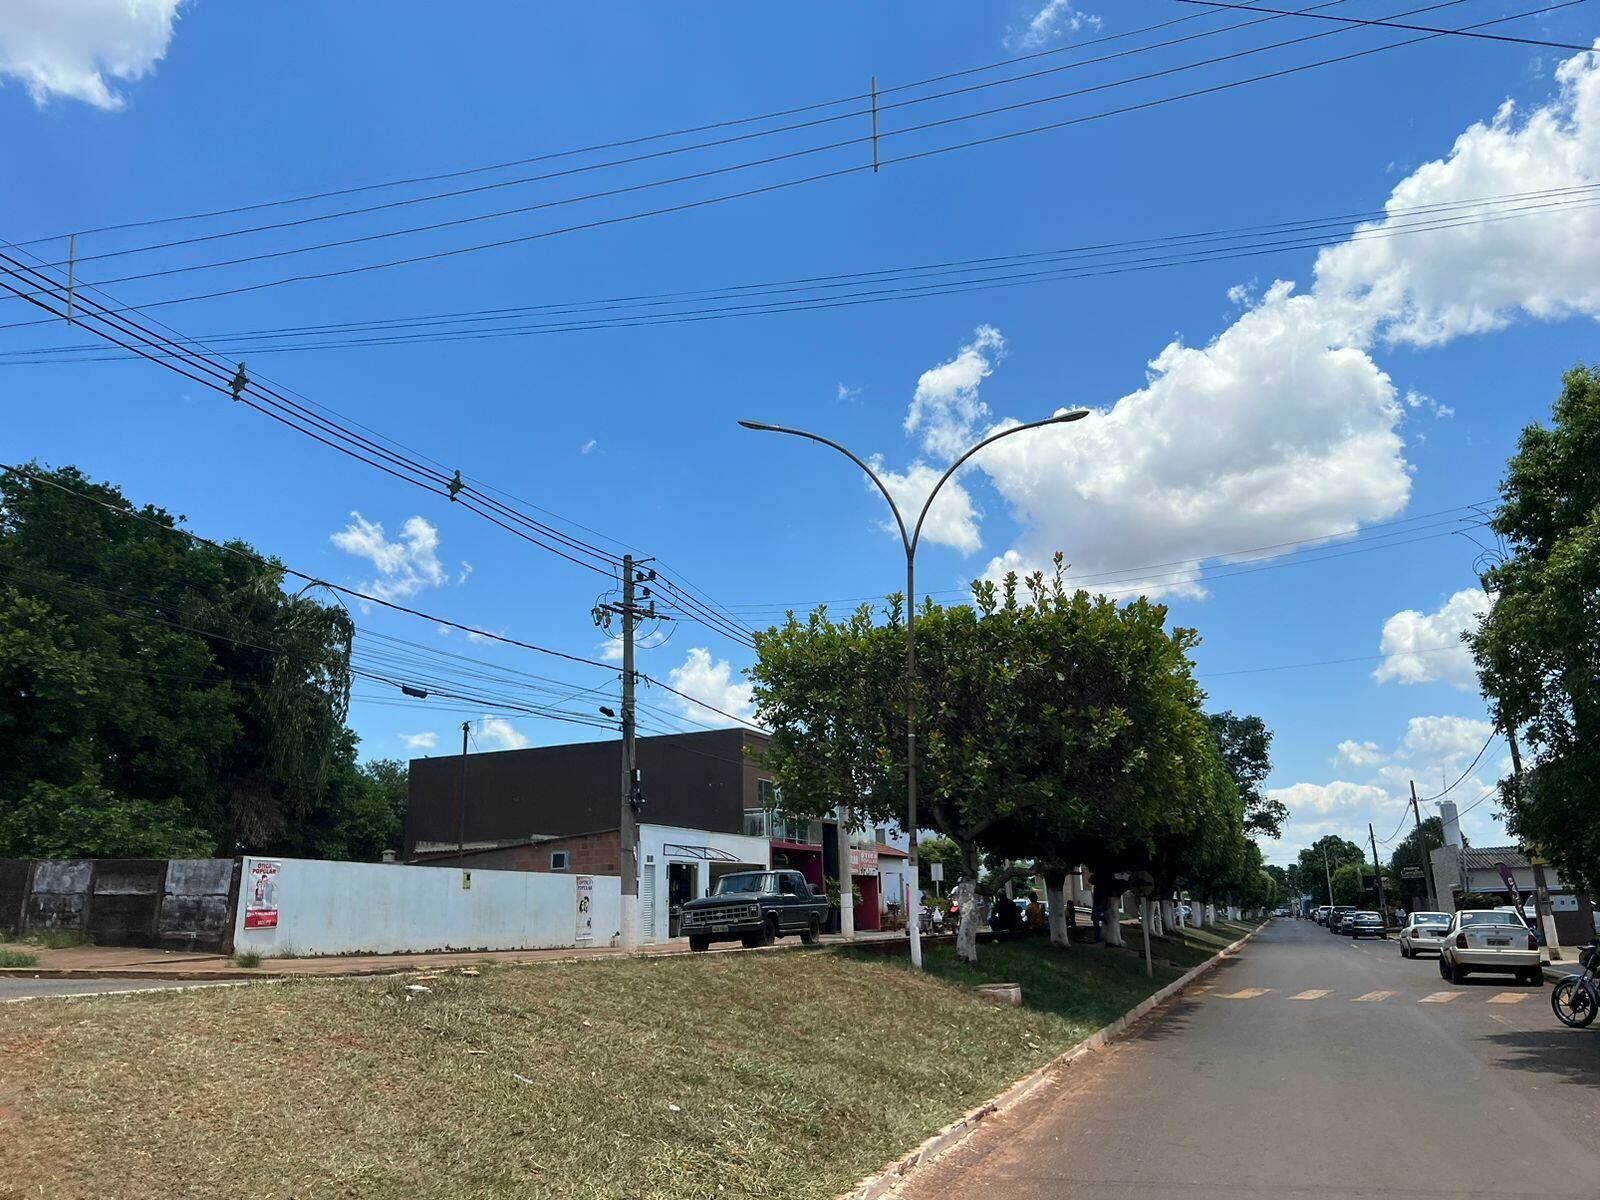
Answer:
[0,948,40,968]
[234,951,262,968]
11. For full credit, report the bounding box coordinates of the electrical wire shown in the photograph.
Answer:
[1174,0,1596,47]
[1416,732,1499,800]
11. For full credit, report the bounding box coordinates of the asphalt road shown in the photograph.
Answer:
[0,977,235,1001]
[899,917,1600,1200]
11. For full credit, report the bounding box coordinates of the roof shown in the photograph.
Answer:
[1459,846,1531,871]
[873,843,909,859]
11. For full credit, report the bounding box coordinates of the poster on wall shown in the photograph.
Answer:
[575,875,594,944]
[244,859,280,930]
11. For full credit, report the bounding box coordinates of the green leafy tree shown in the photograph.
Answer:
[1329,861,1369,907]
[916,835,962,890]
[1207,711,1283,839]
[1294,836,1367,905]
[0,464,357,857]
[1471,365,1600,894]
[1386,816,1446,910]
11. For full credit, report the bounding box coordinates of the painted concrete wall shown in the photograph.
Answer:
[232,857,621,957]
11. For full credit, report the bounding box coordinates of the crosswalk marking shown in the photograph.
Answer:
[1289,989,1332,1000]
[1217,988,1271,999]
[1352,991,1394,1002]
[1486,991,1529,1004]
[1419,991,1461,1003]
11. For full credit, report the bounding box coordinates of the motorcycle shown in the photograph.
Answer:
[1551,940,1600,1028]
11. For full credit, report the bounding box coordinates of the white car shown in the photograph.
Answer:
[1438,909,1543,985]
[1398,912,1452,958]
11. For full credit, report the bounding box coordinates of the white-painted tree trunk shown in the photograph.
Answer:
[1192,899,1207,928]
[1102,894,1125,947]
[1045,869,1070,947]
[956,876,980,963]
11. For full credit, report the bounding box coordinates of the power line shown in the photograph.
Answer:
[1416,731,1498,800]
[5,0,1555,317]
[1174,0,1597,48]
[11,183,1598,359]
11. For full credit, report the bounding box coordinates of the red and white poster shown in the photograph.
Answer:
[244,859,281,930]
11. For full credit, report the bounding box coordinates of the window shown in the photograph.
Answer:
[550,850,569,871]
[742,809,770,838]
[874,827,889,846]
[757,779,778,809]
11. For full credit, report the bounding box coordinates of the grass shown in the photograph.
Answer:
[28,928,86,950]
[0,948,39,968]
[0,935,1234,1200]
[233,950,262,968]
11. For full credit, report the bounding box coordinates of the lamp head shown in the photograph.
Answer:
[737,419,777,432]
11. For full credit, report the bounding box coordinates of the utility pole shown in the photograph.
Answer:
[594,556,670,950]
[1409,781,1435,910]
[1322,845,1334,905]
[1368,823,1390,925]
[835,806,856,941]
[1504,724,1560,957]
[455,720,470,869]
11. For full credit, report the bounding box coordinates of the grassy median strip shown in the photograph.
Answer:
[0,938,1216,1199]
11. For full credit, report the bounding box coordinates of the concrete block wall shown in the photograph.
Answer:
[0,858,240,953]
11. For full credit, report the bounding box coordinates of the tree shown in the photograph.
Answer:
[1471,365,1600,895]
[1387,816,1446,909]
[917,835,962,890]
[0,464,371,858]
[1329,861,1369,907]
[1293,836,1367,905]
[1207,711,1283,839]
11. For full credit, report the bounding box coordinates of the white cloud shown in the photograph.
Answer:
[1333,740,1387,770]
[1226,281,1256,307]
[579,439,598,455]
[905,325,1005,460]
[1399,715,1494,766]
[477,716,529,751]
[1006,1,1101,51]
[665,648,755,725]
[1269,779,1393,817]
[401,732,438,751]
[837,383,862,403]
[871,459,982,554]
[598,628,669,663]
[0,0,182,110]
[1374,588,1488,689]
[331,512,451,602]
[1402,388,1454,420]
[921,51,1600,599]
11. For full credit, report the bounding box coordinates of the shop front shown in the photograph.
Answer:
[638,824,770,945]
[849,846,882,932]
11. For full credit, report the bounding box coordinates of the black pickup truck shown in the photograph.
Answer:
[679,869,831,951]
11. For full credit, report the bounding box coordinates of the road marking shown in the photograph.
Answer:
[1352,991,1394,1002]
[1288,989,1331,1001]
[1418,991,1460,1004]
[1486,991,1530,1005]
[1217,988,1270,999]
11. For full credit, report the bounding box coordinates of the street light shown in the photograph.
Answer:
[739,409,1088,968]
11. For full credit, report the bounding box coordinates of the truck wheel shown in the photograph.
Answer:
[801,916,820,945]
[760,915,778,946]
[688,936,709,952]
[739,932,762,949]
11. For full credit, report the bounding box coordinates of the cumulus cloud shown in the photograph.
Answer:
[1333,740,1387,770]
[1398,715,1494,765]
[871,459,982,554]
[1374,587,1488,689]
[477,716,529,751]
[1006,0,1101,51]
[927,52,1600,599]
[905,325,1005,460]
[331,512,459,602]
[666,648,755,725]
[400,732,438,751]
[0,0,183,109]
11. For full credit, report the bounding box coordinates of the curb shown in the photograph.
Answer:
[837,922,1265,1200]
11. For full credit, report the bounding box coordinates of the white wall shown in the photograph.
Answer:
[232,857,621,957]
[638,825,769,945]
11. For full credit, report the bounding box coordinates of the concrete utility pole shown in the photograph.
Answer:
[1409,781,1436,910]
[1368,823,1390,923]
[595,555,670,950]
[455,720,470,869]
[835,807,855,941]
[1504,724,1560,956]
[1323,845,1334,904]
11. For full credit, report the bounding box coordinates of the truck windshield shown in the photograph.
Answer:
[712,873,773,896]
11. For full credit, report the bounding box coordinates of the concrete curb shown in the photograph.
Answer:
[837,922,1266,1200]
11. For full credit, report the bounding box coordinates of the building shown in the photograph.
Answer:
[1430,841,1596,945]
[405,728,894,941]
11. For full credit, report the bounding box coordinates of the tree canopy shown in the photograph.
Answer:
[1470,365,1600,895]
[0,464,405,860]
[1292,835,1367,906]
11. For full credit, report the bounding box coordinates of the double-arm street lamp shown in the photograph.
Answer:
[739,410,1088,969]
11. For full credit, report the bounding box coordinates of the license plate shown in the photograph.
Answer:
[1487,937,1510,946]
[711,925,729,934]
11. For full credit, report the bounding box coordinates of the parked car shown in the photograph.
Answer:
[678,870,830,952]
[1398,912,1451,958]
[1314,905,1333,926]
[1438,909,1543,985]
[1327,906,1357,934]
[1346,911,1387,939]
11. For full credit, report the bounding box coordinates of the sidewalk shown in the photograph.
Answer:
[0,930,904,981]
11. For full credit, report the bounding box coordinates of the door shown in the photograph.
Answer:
[667,862,697,939]
[777,871,807,929]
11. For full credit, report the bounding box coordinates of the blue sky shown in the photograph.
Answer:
[4,1,1598,866]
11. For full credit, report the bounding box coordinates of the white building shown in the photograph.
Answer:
[637,823,770,946]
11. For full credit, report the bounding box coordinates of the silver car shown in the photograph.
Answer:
[1438,909,1542,985]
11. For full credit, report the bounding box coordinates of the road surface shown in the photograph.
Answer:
[0,977,237,1001]
[899,917,1600,1199]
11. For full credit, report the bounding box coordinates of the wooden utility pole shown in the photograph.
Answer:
[455,720,470,869]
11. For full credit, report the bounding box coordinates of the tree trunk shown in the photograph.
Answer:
[1044,866,1070,947]
[1102,892,1125,947]
[956,840,981,963]
[1191,896,1207,928]
[1162,897,1179,931]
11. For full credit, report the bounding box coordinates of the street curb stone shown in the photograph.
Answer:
[836,921,1266,1200]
